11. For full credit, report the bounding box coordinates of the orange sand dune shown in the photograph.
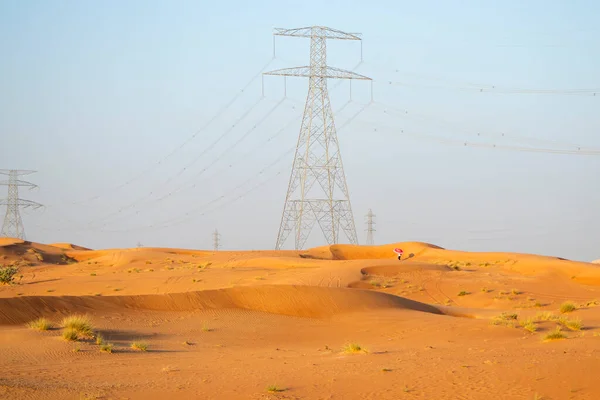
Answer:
[0,285,444,324]
[49,242,92,251]
[2,240,600,400]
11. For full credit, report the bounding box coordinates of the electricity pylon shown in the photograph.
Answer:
[265,26,372,250]
[365,209,376,245]
[213,229,221,251]
[0,170,43,240]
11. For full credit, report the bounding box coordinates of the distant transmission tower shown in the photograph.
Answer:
[0,170,43,240]
[265,26,372,250]
[365,209,376,245]
[213,229,221,251]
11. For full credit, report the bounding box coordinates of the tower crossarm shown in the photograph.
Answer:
[274,26,362,41]
[264,66,371,80]
[0,179,38,188]
[0,169,36,176]
[0,199,43,209]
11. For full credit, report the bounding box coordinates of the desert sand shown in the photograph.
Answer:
[1,237,600,400]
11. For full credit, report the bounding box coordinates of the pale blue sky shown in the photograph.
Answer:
[1,0,599,261]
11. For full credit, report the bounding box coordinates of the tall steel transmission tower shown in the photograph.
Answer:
[265,26,372,250]
[0,170,43,240]
[213,229,221,251]
[365,209,376,245]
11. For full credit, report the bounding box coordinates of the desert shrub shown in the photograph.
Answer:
[61,314,94,337]
[266,385,284,393]
[544,327,566,341]
[491,312,519,327]
[131,341,148,351]
[534,311,557,322]
[0,265,19,285]
[95,333,104,345]
[62,327,79,341]
[26,317,53,331]
[558,317,583,331]
[457,291,470,296]
[342,343,367,354]
[560,301,577,314]
[100,343,113,353]
[519,318,537,333]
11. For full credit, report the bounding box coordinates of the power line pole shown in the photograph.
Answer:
[0,170,43,240]
[265,26,372,250]
[365,209,376,245]
[213,229,221,251]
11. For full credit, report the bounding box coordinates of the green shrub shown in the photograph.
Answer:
[0,265,19,285]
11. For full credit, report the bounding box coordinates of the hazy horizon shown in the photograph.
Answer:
[1,0,599,261]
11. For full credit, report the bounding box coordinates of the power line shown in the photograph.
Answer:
[68,57,277,206]
[0,170,43,239]
[374,101,600,151]
[89,99,358,229]
[84,95,269,226]
[33,98,367,235]
[386,80,599,96]
[369,102,600,155]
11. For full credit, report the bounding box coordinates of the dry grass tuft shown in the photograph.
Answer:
[61,314,94,338]
[26,317,53,331]
[131,341,148,351]
[560,301,577,314]
[534,311,557,322]
[544,327,567,341]
[557,316,583,331]
[343,343,367,354]
[62,327,79,341]
[457,291,470,296]
[100,343,114,353]
[95,333,104,345]
[519,318,537,333]
[491,312,518,327]
[266,385,285,393]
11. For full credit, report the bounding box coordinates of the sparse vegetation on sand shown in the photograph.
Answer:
[519,318,537,333]
[560,301,577,314]
[0,265,19,285]
[492,312,519,327]
[343,343,367,354]
[95,333,104,345]
[131,341,148,351]
[457,291,470,296]
[100,343,114,353]
[557,316,583,331]
[26,317,53,331]
[62,327,79,341]
[534,311,558,322]
[544,327,567,341]
[266,385,285,393]
[61,314,94,338]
